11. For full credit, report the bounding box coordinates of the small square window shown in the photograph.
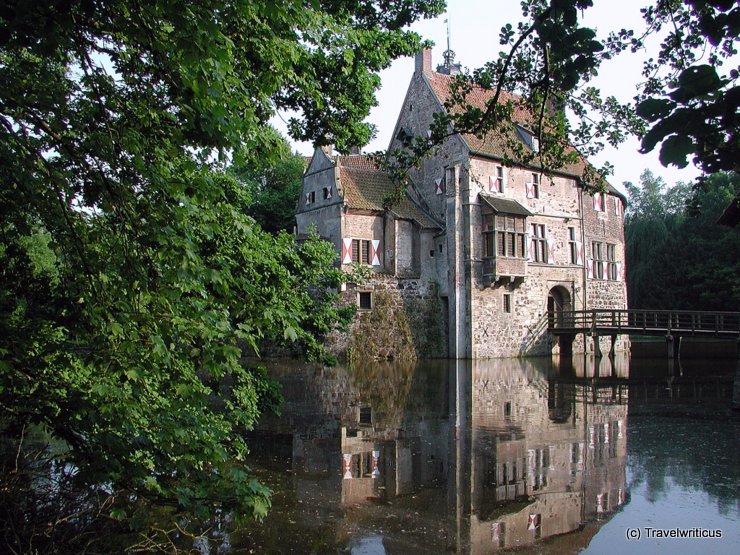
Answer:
[359,406,372,424]
[358,291,372,310]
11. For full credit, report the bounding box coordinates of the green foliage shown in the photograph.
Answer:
[386,0,738,191]
[625,171,740,310]
[0,0,442,550]
[348,290,416,364]
[231,136,307,233]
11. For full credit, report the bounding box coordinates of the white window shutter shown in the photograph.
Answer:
[547,239,555,264]
[435,177,443,195]
[502,167,507,192]
[587,259,594,279]
[575,241,584,265]
[488,175,497,193]
[342,238,353,264]
[371,239,380,266]
[528,238,535,261]
[526,183,535,199]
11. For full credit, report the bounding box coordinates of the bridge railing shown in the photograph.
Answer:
[549,309,740,336]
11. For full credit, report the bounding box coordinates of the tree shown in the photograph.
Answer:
[387,0,738,187]
[230,130,307,234]
[625,171,739,310]
[0,0,443,550]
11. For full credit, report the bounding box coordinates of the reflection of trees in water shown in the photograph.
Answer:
[627,416,740,513]
[347,359,416,430]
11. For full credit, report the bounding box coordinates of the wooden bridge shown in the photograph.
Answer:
[548,309,740,358]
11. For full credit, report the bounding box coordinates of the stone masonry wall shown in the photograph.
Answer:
[326,274,447,362]
[468,157,588,357]
[583,189,629,353]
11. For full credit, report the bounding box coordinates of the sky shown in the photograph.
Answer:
[277,0,703,194]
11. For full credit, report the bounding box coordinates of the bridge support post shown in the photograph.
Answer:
[666,335,682,360]
[608,335,617,358]
[593,335,602,358]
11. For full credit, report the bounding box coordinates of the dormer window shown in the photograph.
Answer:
[515,125,540,152]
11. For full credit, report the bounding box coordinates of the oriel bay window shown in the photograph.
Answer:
[483,214,526,258]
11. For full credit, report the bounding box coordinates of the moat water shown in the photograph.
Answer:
[212,354,739,554]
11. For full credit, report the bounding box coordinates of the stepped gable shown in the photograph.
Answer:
[336,155,439,229]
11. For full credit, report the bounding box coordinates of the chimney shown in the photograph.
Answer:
[320,144,333,157]
[415,48,432,75]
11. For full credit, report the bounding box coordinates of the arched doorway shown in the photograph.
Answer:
[547,286,572,329]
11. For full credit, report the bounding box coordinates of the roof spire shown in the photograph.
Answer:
[438,15,461,75]
[443,17,455,69]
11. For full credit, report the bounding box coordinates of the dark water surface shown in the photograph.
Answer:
[220,355,739,554]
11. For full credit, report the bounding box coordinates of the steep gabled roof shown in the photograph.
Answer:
[424,72,621,193]
[336,156,440,229]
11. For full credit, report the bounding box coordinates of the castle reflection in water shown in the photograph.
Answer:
[247,355,630,553]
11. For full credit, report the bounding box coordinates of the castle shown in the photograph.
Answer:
[296,49,628,359]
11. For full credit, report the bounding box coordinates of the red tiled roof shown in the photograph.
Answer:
[425,72,589,179]
[333,154,381,170]
[337,158,440,229]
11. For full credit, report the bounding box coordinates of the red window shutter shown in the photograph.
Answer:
[342,453,352,480]
[371,239,380,266]
[342,238,353,264]
[435,177,443,195]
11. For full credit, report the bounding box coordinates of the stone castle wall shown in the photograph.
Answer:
[326,274,447,362]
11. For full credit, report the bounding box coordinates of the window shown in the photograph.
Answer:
[358,291,372,310]
[305,190,316,205]
[568,227,578,264]
[483,214,495,257]
[607,243,617,280]
[592,241,604,279]
[489,166,505,193]
[498,215,526,258]
[593,192,606,212]
[526,173,540,199]
[352,239,371,264]
[484,214,526,258]
[359,406,372,424]
[516,125,540,152]
[323,186,332,199]
[503,293,512,313]
[530,224,547,262]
